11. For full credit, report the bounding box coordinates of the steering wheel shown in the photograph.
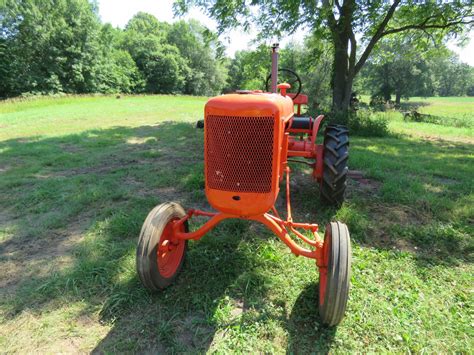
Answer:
[265,68,302,100]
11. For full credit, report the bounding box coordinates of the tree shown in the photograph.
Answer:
[167,20,227,95]
[1,3,229,98]
[1,0,106,96]
[144,44,188,93]
[428,51,473,96]
[175,0,473,112]
[361,37,431,104]
[224,40,333,110]
[121,13,190,94]
[224,45,269,91]
[94,23,143,93]
[280,38,334,109]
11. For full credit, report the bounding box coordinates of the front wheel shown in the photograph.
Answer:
[136,202,188,291]
[318,221,351,326]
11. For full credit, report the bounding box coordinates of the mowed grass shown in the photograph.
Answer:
[411,96,474,117]
[0,95,473,353]
[360,96,474,140]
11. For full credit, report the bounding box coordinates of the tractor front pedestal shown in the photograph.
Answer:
[170,167,325,263]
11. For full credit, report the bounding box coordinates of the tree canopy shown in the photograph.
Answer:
[175,0,473,111]
[358,36,473,103]
[0,0,227,98]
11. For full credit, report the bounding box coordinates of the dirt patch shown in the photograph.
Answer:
[363,203,430,254]
[230,299,245,319]
[419,134,474,145]
[53,151,197,179]
[44,337,83,354]
[174,313,214,350]
[372,203,427,225]
[433,175,458,185]
[0,164,11,173]
[347,170,382,197]
[59,143,84,154]
[0,212,92,293]
[126,136,157,145]
[371,229,419,254]
[55,157,143,177]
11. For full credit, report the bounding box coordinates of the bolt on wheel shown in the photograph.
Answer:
[136,202,188,291]
[318,221,351,326]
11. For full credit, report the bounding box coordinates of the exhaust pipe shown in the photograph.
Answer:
[271,43,279,93]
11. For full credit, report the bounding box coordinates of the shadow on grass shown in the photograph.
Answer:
[346,135,473,267]
[0,122,337,352]
[286,283,337,353]
[0,122,472,351]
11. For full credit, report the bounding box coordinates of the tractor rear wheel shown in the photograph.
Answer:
[320,124,349,206]
[318,221,351,326]
[136,202,188,291]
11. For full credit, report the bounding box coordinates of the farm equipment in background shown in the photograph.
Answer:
[137,44,351,326]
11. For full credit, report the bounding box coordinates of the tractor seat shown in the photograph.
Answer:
[287,93,308,117]
[287,93,308,105]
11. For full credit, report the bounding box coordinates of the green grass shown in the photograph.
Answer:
[409,96,474,116]
[0,95,473,353]
[358,96,474,140]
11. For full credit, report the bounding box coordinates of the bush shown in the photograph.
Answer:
[326,109,390,137]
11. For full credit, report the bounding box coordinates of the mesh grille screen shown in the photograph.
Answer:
[206,115,274,193]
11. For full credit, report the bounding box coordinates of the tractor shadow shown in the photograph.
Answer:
[286,283,337,354]
[92,219,266,353]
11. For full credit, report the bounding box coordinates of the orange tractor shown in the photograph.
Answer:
[137,44,351,326]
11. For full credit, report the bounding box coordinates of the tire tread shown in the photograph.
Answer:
[319,221,351,326]
[136,202,187,292]
[320,124,349,205]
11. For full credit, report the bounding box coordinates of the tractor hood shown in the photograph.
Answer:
[205,92,294,123]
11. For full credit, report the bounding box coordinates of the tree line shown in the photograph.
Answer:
[1,0,473,107]
[0,0,227,98]
[226,37,473,110]
[359,36,473,104]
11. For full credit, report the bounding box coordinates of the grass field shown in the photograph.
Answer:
[0,95,473,353]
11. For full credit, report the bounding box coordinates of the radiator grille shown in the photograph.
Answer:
[206,115,274,193]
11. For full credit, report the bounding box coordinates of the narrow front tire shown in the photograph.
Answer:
[136,202,188,291]
[318,221,351,326]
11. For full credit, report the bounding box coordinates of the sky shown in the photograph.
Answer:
[97,0,474,65]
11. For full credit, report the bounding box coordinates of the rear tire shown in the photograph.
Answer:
[320,124,349,206]
[136,202,188,291]
[318,221,351,326]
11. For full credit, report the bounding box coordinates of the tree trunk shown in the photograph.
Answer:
[326,0,402,113]
[331,37,354,112]
[329,0,357,113]
[395,92,401,105]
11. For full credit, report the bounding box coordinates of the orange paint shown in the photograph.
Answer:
[204,92,293,216]
[167,89,328,265]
